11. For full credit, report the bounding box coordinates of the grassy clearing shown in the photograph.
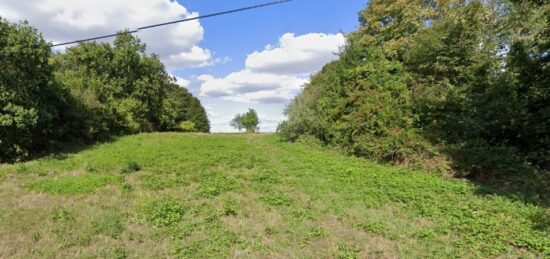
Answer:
[0,133,548,258]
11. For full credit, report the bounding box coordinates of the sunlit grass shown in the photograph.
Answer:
[0,133,548,258]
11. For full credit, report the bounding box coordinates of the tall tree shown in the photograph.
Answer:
[280,0,550,176]
[53,32,211,138]
[0,19,65,161]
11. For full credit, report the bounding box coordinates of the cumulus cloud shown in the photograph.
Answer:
[199,69,307,103]
[246,33,346,75]
[170,74,190,88]
[166,46,212,69]
[259,115,287,132]
[199,33,345,103]
[0,0,213,71]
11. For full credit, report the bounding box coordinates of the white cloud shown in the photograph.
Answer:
[166,46,212,69]
[199,69,307,103]
[197,74,216,82]
[246,33,346,75]
[0,0,213,71]
[259,114,287,132]
[199,32,345,104]
[170,74,190,88]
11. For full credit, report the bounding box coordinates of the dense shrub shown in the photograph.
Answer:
[0,21,210,162]
[0,19,67,162]
[179,121,197,132]
[52,32,210,139]
[279,0,549,177]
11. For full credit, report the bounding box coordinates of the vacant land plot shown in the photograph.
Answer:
[0,133,548,258]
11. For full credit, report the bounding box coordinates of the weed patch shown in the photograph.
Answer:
[261,193,293,207]
[26,174,123,195]
[357,220,389,235]
[121,161,141,174]
[139,173,187,190]
[90,210,126,238]
[83,162,96,172]
[195,172,239,197]
[143,199,185,228]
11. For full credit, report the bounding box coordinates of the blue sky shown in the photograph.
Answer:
[0,0,367,132]
[175,0,365,77]
[173,0,365,132]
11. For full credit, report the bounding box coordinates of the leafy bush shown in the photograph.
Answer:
[179,121,196,132]
[279,0,550,178]
[143,199,185,227]
[120,161,141,174]
[1,21,211,162]
[0,19,67,162]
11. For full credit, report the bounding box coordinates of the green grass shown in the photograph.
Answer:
[25,174,124,195]
[0,133,548,258]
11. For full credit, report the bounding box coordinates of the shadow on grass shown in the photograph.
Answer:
[3,137,119,165]
[445,146,550,208]
[468,174,550,208]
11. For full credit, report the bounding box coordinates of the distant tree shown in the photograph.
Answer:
[230,114,244,132]
[242,109,260,133]
[231,109,260,133]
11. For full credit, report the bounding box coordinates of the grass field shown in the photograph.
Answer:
[0,133,548,258]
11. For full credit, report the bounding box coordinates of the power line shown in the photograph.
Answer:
[50,0,293,47]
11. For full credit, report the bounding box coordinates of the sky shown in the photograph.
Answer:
[0,0,367,132]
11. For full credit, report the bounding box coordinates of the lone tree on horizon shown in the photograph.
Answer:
[230,109,260,133]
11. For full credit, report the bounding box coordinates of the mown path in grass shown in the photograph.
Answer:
[0,133,548,258]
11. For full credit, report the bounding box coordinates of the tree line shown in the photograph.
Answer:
[279,0,549,181]
[1,20,210,162]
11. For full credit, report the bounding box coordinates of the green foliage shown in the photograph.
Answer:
[195,171,239,198]
[26,174,123,195]
[83,162,97,172]
[1,21,210,162]
[231,109,260,133]
[0,133,548,257]
[0,19,66,162]
[143,199,185,227]
[52,32,210,139]
[279,0,550,178]
[101,246,128,259]
[119,182,132,193]
[90,210,125,238]
[163,85,210,133]
[260,192,293,207]
[357,220,389,235]
[51,208,74,223]
[179,121,196,132]
[120,160,140,174]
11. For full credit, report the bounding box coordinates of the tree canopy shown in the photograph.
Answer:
[231,109,260,133]
[279,0,550,180]
[0,22,210,162]
[0,20,65,161]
